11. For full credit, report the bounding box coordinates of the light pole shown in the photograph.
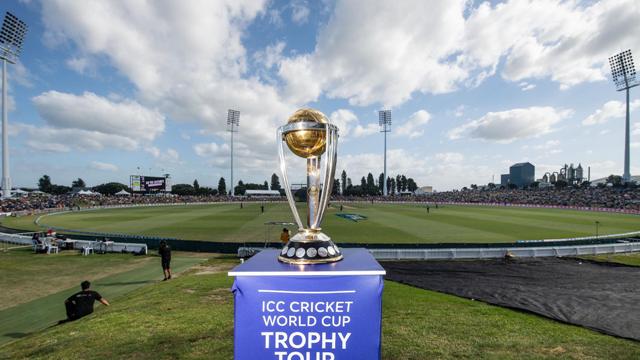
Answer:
[379,110,391,196]
[0,12,27,198]
[609,49,639,183]
[227,109,240,196]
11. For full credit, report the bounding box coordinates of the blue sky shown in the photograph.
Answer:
[1,0,639,190]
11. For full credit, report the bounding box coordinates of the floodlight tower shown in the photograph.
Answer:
[379,110,391,196]
[0,12,27,199]
[227,109,240,196]
[609,49,639,183]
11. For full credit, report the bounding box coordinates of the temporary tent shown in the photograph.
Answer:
[115,189,131,196]
[77,190,100,196]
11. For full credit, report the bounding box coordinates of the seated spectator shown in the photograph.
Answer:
[61,281,109,323]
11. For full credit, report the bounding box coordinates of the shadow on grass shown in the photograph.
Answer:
[3,332,29,339]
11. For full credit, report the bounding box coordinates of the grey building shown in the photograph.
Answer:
[500,174,510,187]
[509,162,535,188]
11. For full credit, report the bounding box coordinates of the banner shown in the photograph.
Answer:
[230,249,384,360]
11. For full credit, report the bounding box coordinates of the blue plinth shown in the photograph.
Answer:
[229,248,385,360]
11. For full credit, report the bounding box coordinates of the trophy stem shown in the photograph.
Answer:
[306,157,321,229]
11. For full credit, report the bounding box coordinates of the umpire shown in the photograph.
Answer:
[159,240,172,281]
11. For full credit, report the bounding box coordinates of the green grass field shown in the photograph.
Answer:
[1,252,639,359]
[5,203,639,244]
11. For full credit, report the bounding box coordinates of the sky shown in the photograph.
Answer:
[1,0,639,191]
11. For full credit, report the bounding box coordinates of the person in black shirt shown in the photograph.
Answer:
[63,281,109,322]
[159,240,172,280]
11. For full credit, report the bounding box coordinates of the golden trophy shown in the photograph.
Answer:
[277,109,341,264]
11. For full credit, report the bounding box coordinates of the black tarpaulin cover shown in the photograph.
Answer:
[383,257,640,340]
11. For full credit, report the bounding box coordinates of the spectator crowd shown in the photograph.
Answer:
[1,187,639,214]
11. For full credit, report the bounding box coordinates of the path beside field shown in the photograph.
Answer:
[0,256,204,347]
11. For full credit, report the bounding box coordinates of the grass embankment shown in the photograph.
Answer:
[7,203,639,244]
[1,257,639,359]
[0,248,207,346]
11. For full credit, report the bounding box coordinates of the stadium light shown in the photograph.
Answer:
[609,49,639,183]
[227,109,240,196]
[0,12,27,198]
[379,110,391,196]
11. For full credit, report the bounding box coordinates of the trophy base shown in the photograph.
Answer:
[278,232,343,264]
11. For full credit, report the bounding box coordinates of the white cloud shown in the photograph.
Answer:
[66,57,94,75]
[329,109,358,139]
[519,82,536,91]
[582,100,640,126]
[32,91,165,144]
[434,152,464,163]
[449,106,573,143]
[90,161,118,172]
[254,41,286,69]
[396,110,431,139]
[14,123,138,152]
[290,1,310,25]
[353,124,378,138]
[278,0,468,106]
[145,146,180,164]
[41,0,293,177]
[275,0,640,107]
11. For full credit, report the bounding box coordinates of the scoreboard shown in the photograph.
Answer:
[130,175,171,192]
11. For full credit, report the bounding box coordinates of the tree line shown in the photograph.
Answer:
[34,171,418,196]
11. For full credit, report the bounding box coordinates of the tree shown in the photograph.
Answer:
[235,180,246,196]
[378,173,385,194]
[172,184,196,195]
[396,175,401,193]
[554,179,568,189]
[386,177,392,195]
[93,182,129,195]
[270,173,281,191]
[390,177,396,195]
[407,178,418,192]
[366,173,376,195]
[263,181,269,190]
[401,175,408,192]
[217,177,227,195]
[193,179,200,190]
[38,175,52,193]
[341,170,347,195]
[607,175,623,187]
[72,178,86,188]
[360,176,367,189]
[332,179,340,196]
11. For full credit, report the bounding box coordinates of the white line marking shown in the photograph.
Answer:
[258,290,356,294]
